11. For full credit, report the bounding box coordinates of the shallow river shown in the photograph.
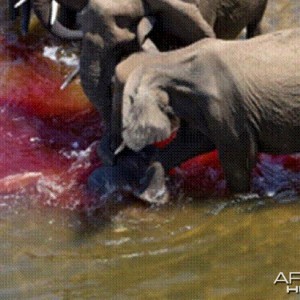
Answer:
[1,1,300,299]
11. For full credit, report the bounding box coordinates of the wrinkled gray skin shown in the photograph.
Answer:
[109,48,215,170]
[118,28,300,194]
[9,0,87,39]
[80,0,268,162]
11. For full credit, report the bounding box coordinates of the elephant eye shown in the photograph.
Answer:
[158,103,174,117]
[165,106,174,115]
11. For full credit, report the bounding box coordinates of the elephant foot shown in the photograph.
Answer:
[88,150,169,205]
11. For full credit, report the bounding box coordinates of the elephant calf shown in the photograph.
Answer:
[116,28,300,194]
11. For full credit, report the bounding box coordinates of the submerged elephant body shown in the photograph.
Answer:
[118,28,300,193]
[79,0,268,135]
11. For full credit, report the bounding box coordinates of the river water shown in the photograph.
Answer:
[0,1,300,299]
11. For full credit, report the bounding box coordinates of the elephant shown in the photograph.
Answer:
[8,0,87,39]
[88,146,169,204]
[79,0,268,162]
[114,27,300,194]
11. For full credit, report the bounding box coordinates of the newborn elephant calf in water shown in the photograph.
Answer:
[108,28,300,196]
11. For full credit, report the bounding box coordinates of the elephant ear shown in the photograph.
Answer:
[122,75,172,152]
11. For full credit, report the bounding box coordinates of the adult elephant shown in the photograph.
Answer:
[116,28,300,194]
[9,0,87,39]
[79,0,268,162]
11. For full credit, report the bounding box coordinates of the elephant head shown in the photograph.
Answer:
[120,66,179,152]
[79,0,215,126]
[10,0,87,39]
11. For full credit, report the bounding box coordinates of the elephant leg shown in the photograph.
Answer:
[217,131,258,193]
[155,120,215,171]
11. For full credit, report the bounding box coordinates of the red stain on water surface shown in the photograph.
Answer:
[0,36,102,209]
[0,36,299,209]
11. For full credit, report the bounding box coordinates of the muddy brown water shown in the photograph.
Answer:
[0,1,300,299]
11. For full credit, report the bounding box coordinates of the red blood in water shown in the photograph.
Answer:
[170,151,226,196]
[0,37,101,208]
[0,36,93,118]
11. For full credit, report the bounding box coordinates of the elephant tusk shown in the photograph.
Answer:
[60,65,80,90]
[14,0,27,9]
[137,16,160,53]
[137,16,156,45]
[141,38,159,53]
[50,0,59,26]
[114,141,126,156]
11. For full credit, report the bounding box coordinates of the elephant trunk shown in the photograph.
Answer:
[79,2,145,127]
[80,34,119,126]
[33,0,83,40]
